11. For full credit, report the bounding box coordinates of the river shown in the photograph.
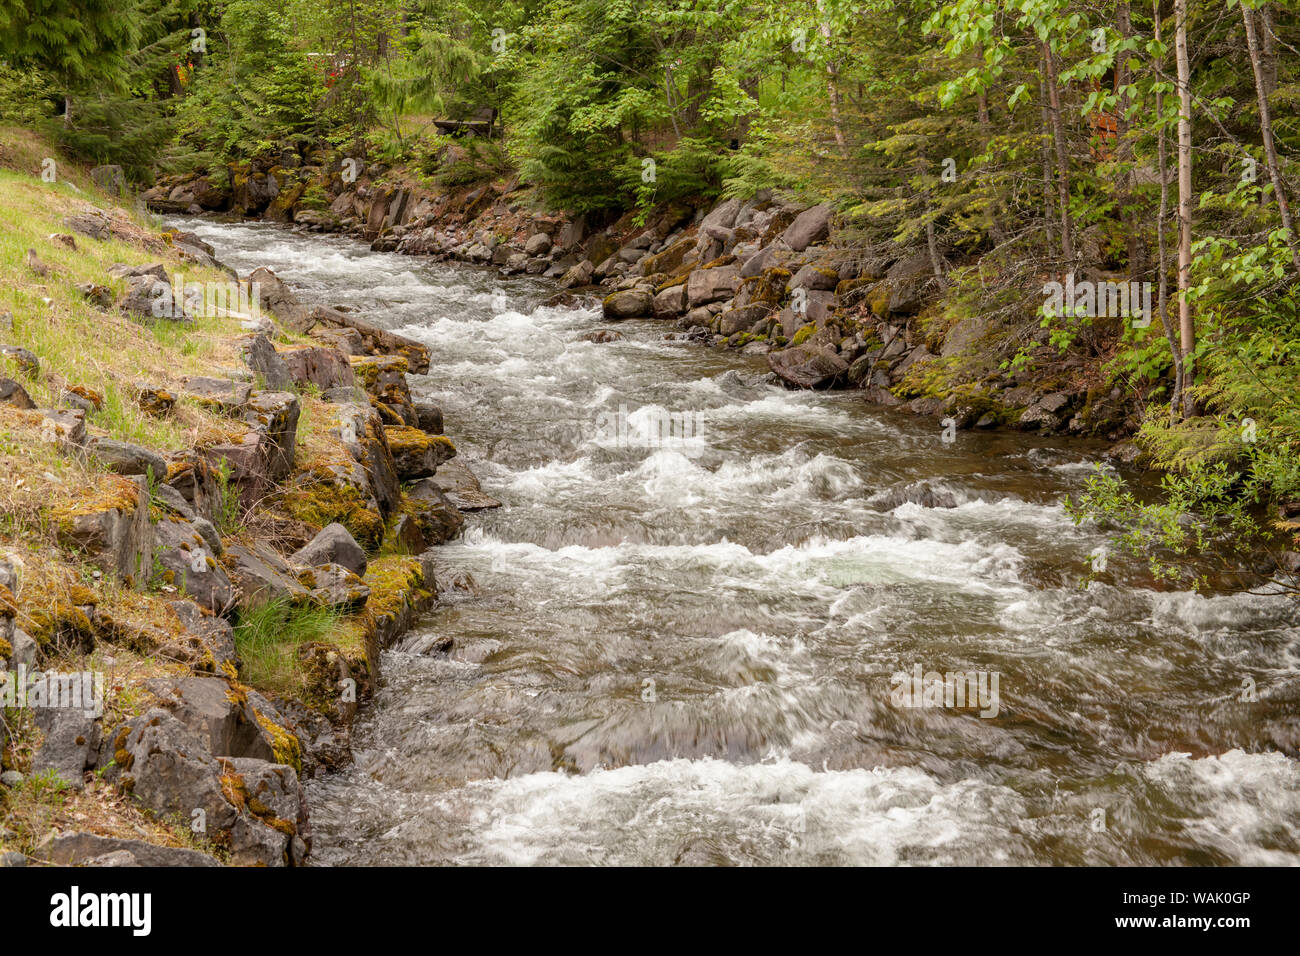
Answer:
[174,217,1300,866]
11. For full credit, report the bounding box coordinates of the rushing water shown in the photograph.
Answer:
[176,217,1300,866]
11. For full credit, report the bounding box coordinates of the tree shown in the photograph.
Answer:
[1174,0,1195,419]
[0,0,142,124]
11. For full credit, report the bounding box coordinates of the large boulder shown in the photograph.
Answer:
[780,204,833,252]
[385,426,456,479]
[89,438,168,480]
[718,304,770,337]
[768,345,850,389]
[247,267,313,333]
[290,523,367,577]
[278,345,355,390]
[686,265,741,307]
[114,709,305,866]
[153,516,236,613]
[602,289,654,320]
[47,833,219,867]
[144,676,299,768]
[1019,392,1073,431]
[405,479,466,544]
[241,333,292,390]
[50,475,153,586]
[432,460,500,511]
[524,232,552,256]
[652,284,687,319]
[224,542,310,609]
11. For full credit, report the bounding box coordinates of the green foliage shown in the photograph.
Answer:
[233,597,343,692]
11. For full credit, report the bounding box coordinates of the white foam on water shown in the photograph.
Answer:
[1141,750,1300,865]
[438,757,1031,866]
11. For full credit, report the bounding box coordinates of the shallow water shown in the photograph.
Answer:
[176,218,1300,866]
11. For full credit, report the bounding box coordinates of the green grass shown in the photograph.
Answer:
[232,598,344,695]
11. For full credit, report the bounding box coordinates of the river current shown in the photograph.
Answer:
[175,218,1300,866]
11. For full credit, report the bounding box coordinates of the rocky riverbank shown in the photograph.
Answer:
[0,165,495,866]
[144,149,1143,455]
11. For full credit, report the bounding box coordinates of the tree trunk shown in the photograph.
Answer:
[1259,3,1278,96]
[1154,2,1183,422]
[1241,2,1300,274]
[1042,41,1074,264]
[1038,71,1057,260]
[1175,0,1196,418]
[1117,2,1140,273]
[817,5,848,159]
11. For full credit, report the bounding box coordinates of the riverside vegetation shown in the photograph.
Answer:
[0,0,1298,865]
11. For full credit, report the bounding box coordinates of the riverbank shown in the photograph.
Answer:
[143,151,1146,460]
[0,134,477,865]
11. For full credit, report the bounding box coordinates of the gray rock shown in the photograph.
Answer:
[122,274,191,322]
[1019,392,1072,430]
[413,401,443,435]
[153,516,236,613]
[320,385,369,404]
[300,563,370,609]
[432,460,500,511]
[117,708,239,833]
[182,376,252,411]
[241,333,292,390]
[686,265,741,307]
[0,377,34,409]
[0,344,39,376]
[560,260,594,289]
[247,267,314,334]
[107,261,168,282]
[603,287,655,321]
[789,261,840,292]
[162,600,237,669]
[225,541,309,609]
[718,304,770,337]
[780,204,834,251]
[524,232,552,256]
[31,708,101,789]
[53,474,152,584]
[653,284,687,318]
[48,833,219,867]
[0,770,23,787]
[242,389,299,481]
[65,210,112,241]
[406,478,466,544]
[7,628,38,670]
[768,345,849,389]
[90,437,168,480]
[144,676,291,764]
[290,523,367,577]
[278,345,354,390]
